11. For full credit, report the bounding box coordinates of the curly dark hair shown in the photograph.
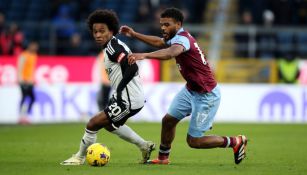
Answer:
[87,9,119,35]
[160,7,184,24]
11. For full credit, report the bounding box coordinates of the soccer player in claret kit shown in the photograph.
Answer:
[61,9,155,165]
[120,7,247,164]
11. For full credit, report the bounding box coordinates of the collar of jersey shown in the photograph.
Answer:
[165,27,184,42]
[165,27,184,44]
[103,36,116,49]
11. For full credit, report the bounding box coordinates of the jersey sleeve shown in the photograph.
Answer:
[105,39,129,63]
[116,58,138,101]
[166,35,190,51]
[105,39,138,101]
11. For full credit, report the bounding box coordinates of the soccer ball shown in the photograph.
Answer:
[86,143,111,166]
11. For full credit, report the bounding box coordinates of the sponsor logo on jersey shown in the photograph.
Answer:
[117,52,126,63]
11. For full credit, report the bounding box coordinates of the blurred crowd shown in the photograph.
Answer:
[235,0,307,59]
[0,0,207,56]
[0,0,306,60]
[238,0,307,26]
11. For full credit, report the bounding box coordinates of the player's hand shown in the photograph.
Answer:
[128,53,146,65]
[119,25,135,37]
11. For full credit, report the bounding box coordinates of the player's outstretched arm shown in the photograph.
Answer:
[128,44,184,64]
[120,25,166,48]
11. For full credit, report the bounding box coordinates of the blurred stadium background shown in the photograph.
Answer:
[0,0,306,124]
[1,1,307,175]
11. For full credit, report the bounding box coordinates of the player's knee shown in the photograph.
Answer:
[162,114,178,128]
[162,118,173,129]
[86,113,107,131]
[162,116,169,124]
[86,117,97,130]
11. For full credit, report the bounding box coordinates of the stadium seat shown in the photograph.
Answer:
[0,0,9,13]
[257,34,276,59]
[89,0,107,12]
[296,32,307,58]
[118,0,138,23]
[105,1,119,11]
[276,31,294,57]
[22,22,39,41]
[38,22,50,40]
[26,11,42,22]
[6,0,28,22]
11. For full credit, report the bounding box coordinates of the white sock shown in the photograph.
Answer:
[111,124,146,148]
[76,129,97,158]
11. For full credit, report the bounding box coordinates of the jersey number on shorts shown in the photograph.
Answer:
[108,102,122,117]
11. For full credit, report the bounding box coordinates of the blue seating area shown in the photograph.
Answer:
[1,0,306,57]
[1,0,49,23]
[296,32,307,57]
[236,0,307,59]
[255,30,307,59]
[0,0,144,54]
[2,0,141,24]
[0,0,209,55]
[276,31,294,57]
[1,0,170,52]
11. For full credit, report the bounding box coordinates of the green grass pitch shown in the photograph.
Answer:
[0,122,306,175]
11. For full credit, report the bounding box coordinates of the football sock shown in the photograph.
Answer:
[158,144,171,160]
[221,136,237,148]
[111,124,146,148]
[76,128,97,158]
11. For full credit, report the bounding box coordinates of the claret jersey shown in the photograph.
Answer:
[166,28,217,93]
[103,36,144,109]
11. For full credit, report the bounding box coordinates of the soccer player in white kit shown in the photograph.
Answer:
[61,9,155,165]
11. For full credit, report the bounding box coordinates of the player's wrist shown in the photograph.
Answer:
[143,53,150,59]
[130,31,136,38]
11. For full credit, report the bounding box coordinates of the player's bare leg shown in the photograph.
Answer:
[147,114,179,164]
[186,134,248,164]
[146,112,247,165]
[61,112,109,165]
[186,135,224,148]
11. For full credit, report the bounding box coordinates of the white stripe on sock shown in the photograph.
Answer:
[226,137,230,147]
[159,149,170,154]
[85,128,98,134]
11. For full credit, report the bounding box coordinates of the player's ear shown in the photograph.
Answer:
[175,21,182,29]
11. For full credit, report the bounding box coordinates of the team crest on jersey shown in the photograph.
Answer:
[106,68,112,75]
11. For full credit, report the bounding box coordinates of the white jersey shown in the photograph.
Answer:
[103,36,144,110]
